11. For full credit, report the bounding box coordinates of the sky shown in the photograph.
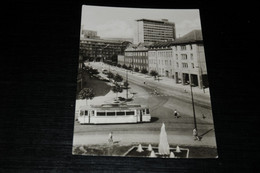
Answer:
[81,5,202,39]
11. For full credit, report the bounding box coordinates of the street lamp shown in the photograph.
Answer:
[125,70,129,100]
[190,82,197,131]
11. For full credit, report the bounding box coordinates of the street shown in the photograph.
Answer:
[73,62,217,148]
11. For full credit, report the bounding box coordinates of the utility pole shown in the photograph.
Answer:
[126,70,128,100]
[190,83,197,131]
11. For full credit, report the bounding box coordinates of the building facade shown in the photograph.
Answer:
[171,30,208,89]
[77,54,84,94]
[80,38,130,63]
[148,45,174,77]
[117,55,125,65]
[82,30,100,39]
[147,30,208,89]
[123,43,151,71]
[135,19,176,44]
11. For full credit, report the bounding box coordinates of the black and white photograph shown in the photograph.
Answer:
[72,5,217,158]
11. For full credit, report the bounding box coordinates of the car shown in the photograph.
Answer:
[102,69,108,74]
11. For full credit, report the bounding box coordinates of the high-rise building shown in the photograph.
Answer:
[134,19,176,44]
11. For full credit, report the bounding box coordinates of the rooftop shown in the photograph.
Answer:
[149,30,203,48]
[136,18,175,25]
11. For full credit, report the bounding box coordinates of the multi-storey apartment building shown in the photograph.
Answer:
[171,30,207,89]
[123,43,151,71]
[147,30,208,89]
[135,19,176,44]
[148,42,174,77]
[80,38,130,63]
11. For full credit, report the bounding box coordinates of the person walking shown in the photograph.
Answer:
[108,132,113,144]
[174,109,180,118]
[193,128,200,141]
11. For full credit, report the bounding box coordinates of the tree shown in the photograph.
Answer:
[134,67,140,72]
[141,68,148,74]
[89,68,99,75]
[122,64,127,69]
[150,70,158,80]
[112,83,123,100]
[107,71,114,78]
[114,73,123,83]
[123,81,129,89]
[78,88,94,105]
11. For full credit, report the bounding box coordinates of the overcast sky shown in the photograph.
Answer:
[81,5,202,39]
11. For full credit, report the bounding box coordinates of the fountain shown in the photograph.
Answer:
[149,150,156,158]
[169,152,175,158]
[176,146,181,153]
[136,144,144,152]
[158,123,170,155]
[123,124,189,158]
[147,144,153,151]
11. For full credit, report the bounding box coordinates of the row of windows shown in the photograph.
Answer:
[125,52,148,57]
[144,29,173,34]
[149,51,173,57]
[174,45,193,51]
[149,59,172,66]
[176,62,195,69]
[125,58,148,64]
[143,23,174,29]
[96,111,135,116]
[176,53,193,60]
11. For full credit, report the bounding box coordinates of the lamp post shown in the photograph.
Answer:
[126,70,128,100]
[190,82,197,131]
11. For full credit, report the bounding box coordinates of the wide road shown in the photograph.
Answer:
[73,62,217,147]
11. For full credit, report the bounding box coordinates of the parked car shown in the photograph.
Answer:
[102,69,108,74]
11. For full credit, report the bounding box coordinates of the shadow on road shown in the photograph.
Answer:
[199,128,213,138]
[151,117,159,123]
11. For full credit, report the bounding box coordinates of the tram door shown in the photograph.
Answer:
[140,110,143,122]
[84,110,89,124]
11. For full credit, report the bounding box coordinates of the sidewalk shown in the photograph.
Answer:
[73,129,217,148]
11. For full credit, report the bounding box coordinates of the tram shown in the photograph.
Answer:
[76,103,151,124]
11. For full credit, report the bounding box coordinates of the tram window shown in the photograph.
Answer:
[85,111,88,115]
[107,112,116,116]
[116,111,125,116]
[97,112,106,116]
[146,109,150,114]
[126,111,135,115]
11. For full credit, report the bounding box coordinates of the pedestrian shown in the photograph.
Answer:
[202,114,206,119]
[193,128,200,141]
[174,109,179,118]
[108,132,113,144]
[144,81,146,85]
